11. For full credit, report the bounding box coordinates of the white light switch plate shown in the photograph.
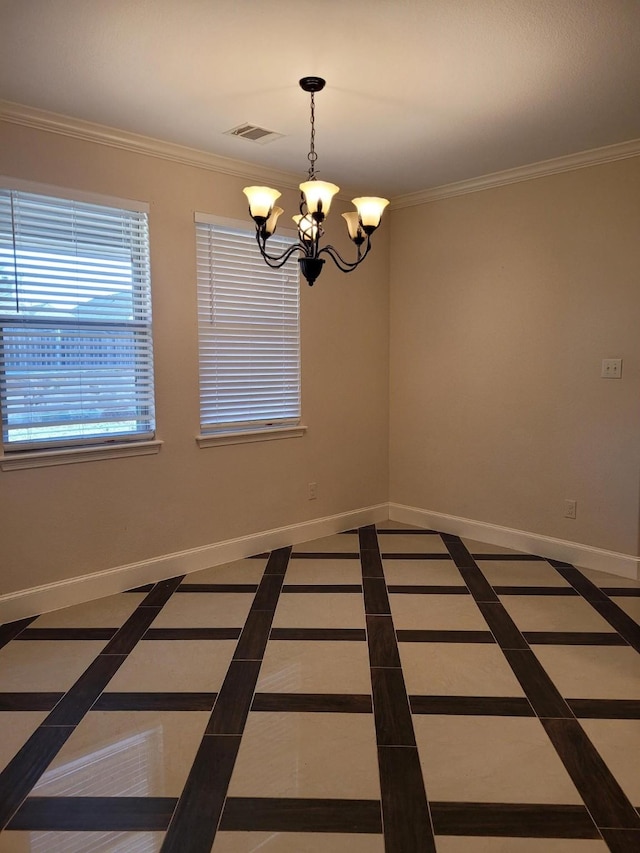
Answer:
[601,358,622,378]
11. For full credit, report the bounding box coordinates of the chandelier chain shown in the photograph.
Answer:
[307,91,318,179]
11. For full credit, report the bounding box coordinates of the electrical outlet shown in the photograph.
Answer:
[308,481,317,500]
[601,358,622,379]
[564,499,577,519]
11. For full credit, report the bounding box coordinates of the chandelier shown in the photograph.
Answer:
[243,77,389,286]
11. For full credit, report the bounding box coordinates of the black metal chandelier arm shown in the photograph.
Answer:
[318,238,372,273]
[254,233,302,269]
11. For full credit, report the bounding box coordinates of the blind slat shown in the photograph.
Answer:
[196,220,300,432]
[0,188,156,448]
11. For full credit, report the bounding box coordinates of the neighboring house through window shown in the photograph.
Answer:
[0,185,155,453]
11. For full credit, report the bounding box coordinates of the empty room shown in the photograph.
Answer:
[0,2,639,851]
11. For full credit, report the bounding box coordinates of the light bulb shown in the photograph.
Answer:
[299,180,340,219]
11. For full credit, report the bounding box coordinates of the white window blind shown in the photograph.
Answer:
[0,188,155,450]
[195,216,300,434]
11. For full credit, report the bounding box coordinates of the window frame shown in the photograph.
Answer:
[0,177,161,469]
[194,212,306,448]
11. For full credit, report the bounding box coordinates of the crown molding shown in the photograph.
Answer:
[3,99,638,208]
[390,138,640,209]
[0,98,304,191]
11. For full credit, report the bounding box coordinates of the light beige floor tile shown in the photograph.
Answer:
[377,533,449,554]
[390,594,486,631]
[32,710,208,798]
[184,558,267,584]
[228,712,380,799]
[383,560,463,586]
[150,593,253,628]
[499,596,612,632]
[580,567,640,588]
[414,715,581,804]
[284,559,362,585]
[257,641,371,694]
[0,712,48,772]
[480,561,571,587]
[462,539,526,555]
[105,640,236,692]
[293,534,359,553]
[32,594,146,628]
[580,719,640,804]
[0,831,164,852]
[399,643,525,696]
[272,593,365,629]
[0,641,105,691]
[212,832,384,852]
[611,596,640,623]
[435,838,608,852]
[532,646,640,699]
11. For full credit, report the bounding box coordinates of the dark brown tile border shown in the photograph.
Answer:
[0,616,37,649]
[387,585,469,595]
[206,660,262,735]
[0,692,63,711]
[430,802,599,838]
[603,588,640,597]
[501,648,573,718]
[93,692,218,712]
[600,828,640,852]
[141,576,185,608]
[43,654,127,726]
[542,717,640,829]
[471,554,546,561]
[102,606,164,655]
[567,698,640,719]
[18,628,117,640]
[162,734,240,852]
[476,602,528,650]
[281,584,363,593]
[371,668,416,747]
[270,627,366,641]
[7,796,177,831]
[290,551,360,559]
[523,631,627,646]
[397,629,495,643]
[367,616,402,667]
[0,726,75,828]
[493,586,578,596]
[363,577,391,615]
[143,628,241,640]
[220,796,382,834]
[234,610,274,660]
[410,695,535,717]
[251,693,373,714]
[378,746,436,851]
[381,553,454,561]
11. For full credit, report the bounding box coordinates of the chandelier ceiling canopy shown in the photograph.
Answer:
[243,77,389,286]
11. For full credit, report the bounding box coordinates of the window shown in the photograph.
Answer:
[0,186,155,453]
[195,214,302,443]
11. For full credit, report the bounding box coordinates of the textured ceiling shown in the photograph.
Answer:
[1,0,639,197]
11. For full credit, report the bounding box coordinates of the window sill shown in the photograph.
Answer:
[196,425,307,448]
[0,439,163,471]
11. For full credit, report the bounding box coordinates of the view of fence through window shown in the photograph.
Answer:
[0,189,155,449]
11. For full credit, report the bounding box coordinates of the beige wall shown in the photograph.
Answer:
[389,158,640,557]
[0,122,390,596]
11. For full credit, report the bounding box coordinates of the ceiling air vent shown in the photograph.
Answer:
[225,123,284,145]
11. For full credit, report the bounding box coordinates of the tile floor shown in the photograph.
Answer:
[0,522,639,852]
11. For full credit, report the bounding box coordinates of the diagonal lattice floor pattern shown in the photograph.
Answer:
[0,522,638,852]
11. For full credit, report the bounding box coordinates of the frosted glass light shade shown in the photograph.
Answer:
[342,211,365,243]
[293,213,319,242]
[299,180,340,217]
[264,206,284,237]
[243,186,281,220]
[352,196,390,231]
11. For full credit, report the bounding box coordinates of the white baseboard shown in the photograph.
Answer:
[389,502,639,581]
[0,503,388,623]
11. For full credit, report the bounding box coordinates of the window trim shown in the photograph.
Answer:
[194,212,305,446]
[0,178,156,464]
